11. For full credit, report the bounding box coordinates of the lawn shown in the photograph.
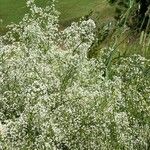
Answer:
[0,0,113,30]
[0,0,49,26]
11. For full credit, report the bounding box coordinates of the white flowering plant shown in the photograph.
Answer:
[0,0,150,150]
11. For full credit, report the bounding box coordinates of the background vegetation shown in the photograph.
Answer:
[0,0,113,33]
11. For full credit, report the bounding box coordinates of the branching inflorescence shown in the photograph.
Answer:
[0,0,150,149]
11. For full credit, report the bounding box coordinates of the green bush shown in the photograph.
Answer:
[108,0,150,30]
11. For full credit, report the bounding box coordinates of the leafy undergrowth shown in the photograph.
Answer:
[0,1,150,150]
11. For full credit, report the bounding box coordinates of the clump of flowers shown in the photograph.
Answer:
[0,0,150,150]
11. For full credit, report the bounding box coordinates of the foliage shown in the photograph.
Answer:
[107,0,150,30]
[0,0,150,149]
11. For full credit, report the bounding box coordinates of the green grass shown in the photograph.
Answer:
[0,0,48,26]
[0,0,113,29]
[56,0,111,24]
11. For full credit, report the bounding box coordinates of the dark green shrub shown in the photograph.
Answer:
[108,0,150,30]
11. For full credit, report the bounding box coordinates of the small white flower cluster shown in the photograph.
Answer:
[0,0,150,149]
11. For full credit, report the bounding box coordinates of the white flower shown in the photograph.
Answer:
[0,122,6,137]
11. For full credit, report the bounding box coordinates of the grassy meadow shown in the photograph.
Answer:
[0,0,114,31]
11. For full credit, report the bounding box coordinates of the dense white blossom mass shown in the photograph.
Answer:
[0,0,150,149]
